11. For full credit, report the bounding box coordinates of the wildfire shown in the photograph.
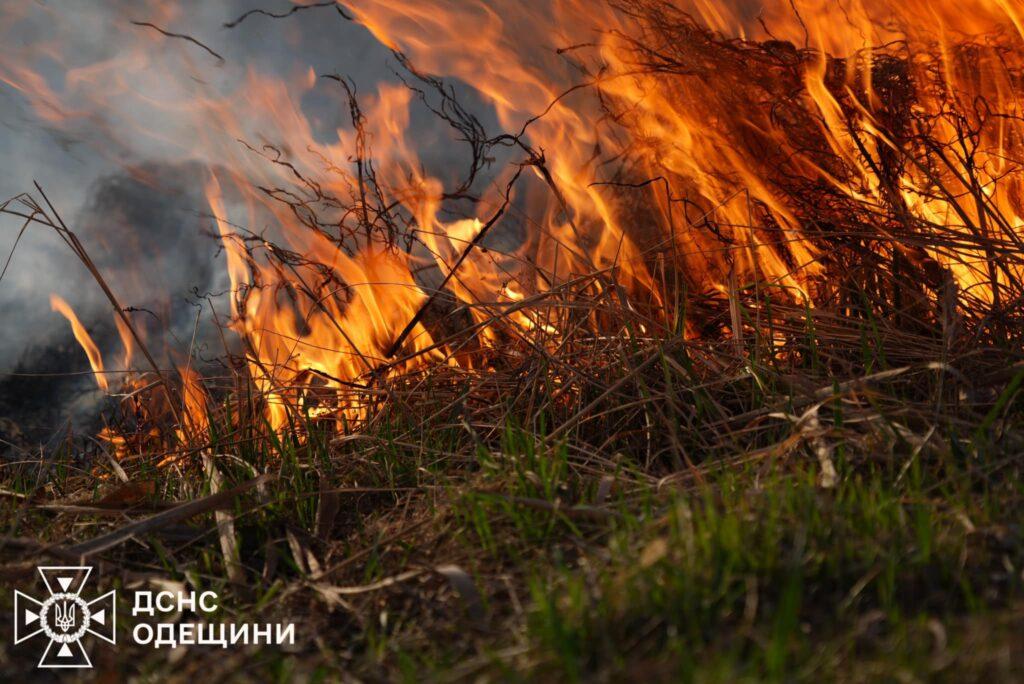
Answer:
[16,1,1024,457]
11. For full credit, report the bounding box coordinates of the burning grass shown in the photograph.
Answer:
[2,307,1024,680]
[3,0,1024,680]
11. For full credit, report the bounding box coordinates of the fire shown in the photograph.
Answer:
[174,363,210,447]
[7,1,1024,456]
[50,294,108,392]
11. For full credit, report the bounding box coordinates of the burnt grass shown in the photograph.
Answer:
[1,284,1024,682]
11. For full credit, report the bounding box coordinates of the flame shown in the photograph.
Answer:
[113,313,135,370]
[174,363,210,446]
[50,294,108,391]
[7,1,1024,452]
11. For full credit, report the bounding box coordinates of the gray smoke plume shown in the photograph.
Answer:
[0,1,501,450]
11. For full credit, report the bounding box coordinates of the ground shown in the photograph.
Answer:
[2,304,1024,682]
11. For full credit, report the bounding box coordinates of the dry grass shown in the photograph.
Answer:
[3,3,1024,680]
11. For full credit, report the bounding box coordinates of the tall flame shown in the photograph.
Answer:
[50,294,108,391]
[7,1,1024,447]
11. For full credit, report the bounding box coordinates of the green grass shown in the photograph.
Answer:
[3,287,1024,682]
[11,420,1021,680]
[520,461,1024,681]
[5,4,1024,677]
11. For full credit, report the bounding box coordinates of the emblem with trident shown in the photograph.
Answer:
[53,600,76,633]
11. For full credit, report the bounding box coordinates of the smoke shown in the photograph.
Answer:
[0,3,337,342]
[0,160,228,445]
[73,159,228,350]
[0,1,504,445]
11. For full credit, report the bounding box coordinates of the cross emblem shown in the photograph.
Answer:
[13,566,116,669]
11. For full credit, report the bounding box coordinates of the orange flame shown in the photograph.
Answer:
[6,0,1024,446]
[50,294,108,391]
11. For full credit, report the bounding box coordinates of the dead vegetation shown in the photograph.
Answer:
[3,1,1024,680]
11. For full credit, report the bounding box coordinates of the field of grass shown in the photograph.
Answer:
[3,4,1024,681]
[3,288,1023,682]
